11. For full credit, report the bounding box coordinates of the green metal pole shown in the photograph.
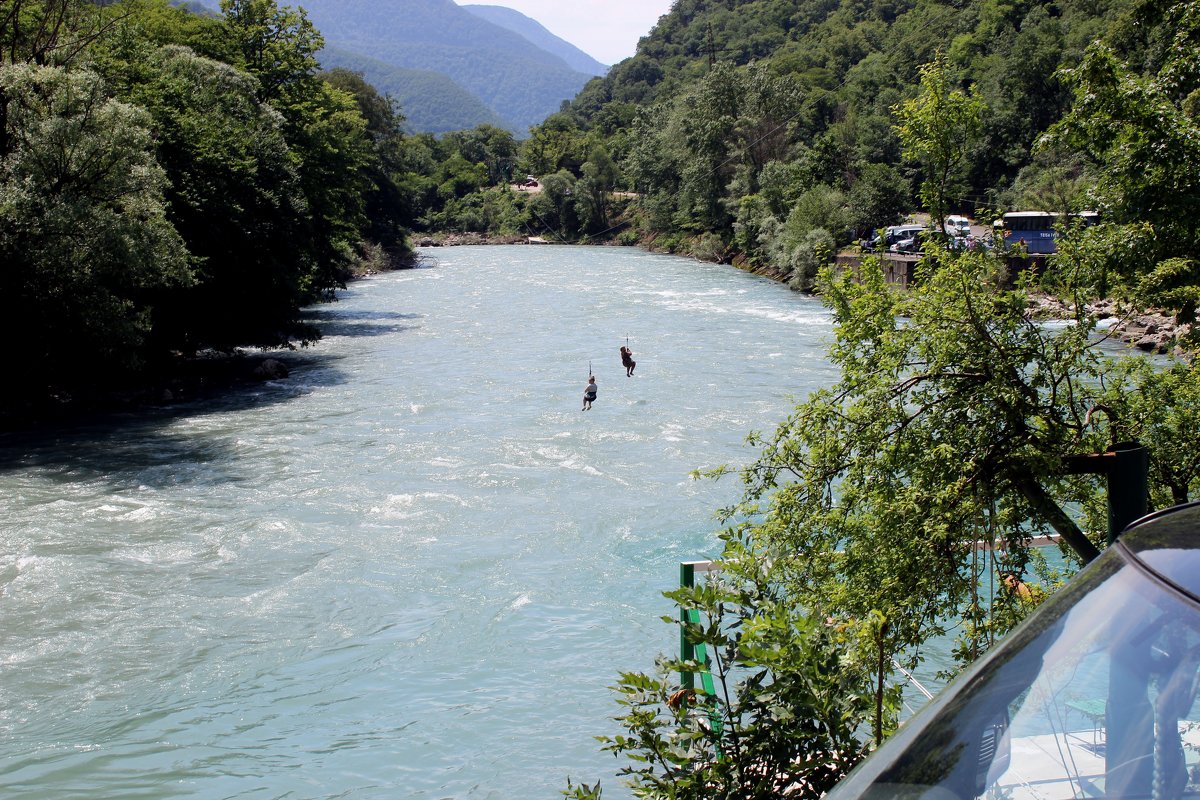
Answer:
[1106,441,1149,544]
[680,562,695,691]
[1103,441,1150,794]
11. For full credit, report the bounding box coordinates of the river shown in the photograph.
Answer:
[0,245,840,799]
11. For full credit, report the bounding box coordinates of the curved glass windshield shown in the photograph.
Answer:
[829,505,1200,800]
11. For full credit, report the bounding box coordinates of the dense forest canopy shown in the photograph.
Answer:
[0,0,421,417]
[510,0,1136,268]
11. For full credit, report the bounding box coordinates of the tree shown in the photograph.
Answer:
[442,124,518,186]
[0,0,112,161]
[1045,17,1200,323]
[575,143,617,233]
[218,0,321,109]
[220,0,374,306]
[286,78,373,294]
[711,250,1113,667]
[0,0,104,68]
[528,169,579,237]
[0,63,191,395]
[596,545,882,800]
[1099,359,1200,509]
[320,67,413,257]
[846,162,909,236]
[107,42,314,351]
[892,53,983,235]
[520,111,586,177]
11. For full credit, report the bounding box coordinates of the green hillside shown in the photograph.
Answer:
[502,0,1162,280]
[319,46,515,134]
[570,0,1138,190]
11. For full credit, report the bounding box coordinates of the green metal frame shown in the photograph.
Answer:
[1062,440,1149,544]
[679,561,718,697]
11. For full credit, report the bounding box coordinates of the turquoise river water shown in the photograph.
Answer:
[0,245,843,799]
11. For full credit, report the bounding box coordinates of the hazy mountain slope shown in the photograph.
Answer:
[296,0,593,131]
[462,4,607,76]
[319,46,515,134]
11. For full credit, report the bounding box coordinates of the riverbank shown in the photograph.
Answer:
[0,245,430,432]
[1027,294,1193,356]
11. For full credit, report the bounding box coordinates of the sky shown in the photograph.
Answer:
[461,0,676,65]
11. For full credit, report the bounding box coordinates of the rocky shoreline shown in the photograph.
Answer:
[415,232,537,247]
[1027,294,1192,356]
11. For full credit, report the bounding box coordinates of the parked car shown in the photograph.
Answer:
[889,229,934,254]
[862,224,927,252]
[945,215,972,237]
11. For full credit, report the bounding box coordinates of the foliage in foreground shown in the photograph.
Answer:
[573,533,884,800]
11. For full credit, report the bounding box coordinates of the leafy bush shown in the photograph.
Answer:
[691,232,729,263]
[578,530,891,800]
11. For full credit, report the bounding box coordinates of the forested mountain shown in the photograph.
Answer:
[295,0,595,132]
[478,0,1162,286]
[462,4,607,76]
[319,45,511,134]
[570,0,1130,197]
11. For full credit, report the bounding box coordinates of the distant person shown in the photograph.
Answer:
[582,375,597,410]
[1000,570,1043,605]
[620,345,636,377]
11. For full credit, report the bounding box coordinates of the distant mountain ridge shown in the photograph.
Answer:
[319,46,511,134]
[298,0,596,133]
[461,4,607,76]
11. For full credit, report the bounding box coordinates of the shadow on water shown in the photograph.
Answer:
[0,296,434,469]
[0,349,353,482]
[301,308,424,339]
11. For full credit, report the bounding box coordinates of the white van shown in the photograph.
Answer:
[945,215,971,236]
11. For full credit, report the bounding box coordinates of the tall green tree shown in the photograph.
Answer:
[442,124,518,186]
[1046,11,1200,322]
[893,53,984,235]
[219,0,373,304]
[0,63,191,392]
[717,251,1110,666]
[219,0,320,108]
[321,67,415,257]
[105,41,312,350]
[575,143,617,233]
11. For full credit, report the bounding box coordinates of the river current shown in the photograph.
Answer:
[0,245,839,799]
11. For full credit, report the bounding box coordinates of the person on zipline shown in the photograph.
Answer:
[582,375,598,410]
[620,345,636,377]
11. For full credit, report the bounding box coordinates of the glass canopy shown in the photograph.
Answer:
[828,502,1200,800]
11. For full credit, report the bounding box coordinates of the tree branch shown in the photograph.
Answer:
[1014,475,1101,562]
